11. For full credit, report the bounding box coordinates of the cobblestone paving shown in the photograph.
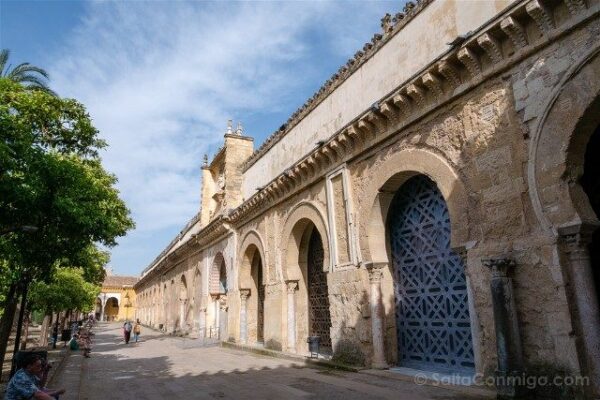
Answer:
[53,322,493,400]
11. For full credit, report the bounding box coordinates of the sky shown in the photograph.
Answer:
[1,0,401,276]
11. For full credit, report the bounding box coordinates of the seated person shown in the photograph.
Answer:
[4,354,65,400]
[78,330,92,358]
[68,334,79,351]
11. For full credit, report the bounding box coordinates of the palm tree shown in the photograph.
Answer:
[0,49,56,96]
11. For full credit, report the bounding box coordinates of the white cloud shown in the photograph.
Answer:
[48,1,397,274]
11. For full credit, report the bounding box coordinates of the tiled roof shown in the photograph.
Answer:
[102,275,138,288]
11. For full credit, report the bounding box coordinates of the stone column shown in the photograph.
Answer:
[558,223,600,398]
[366,263,388,369]
[482,257,526,398]
[199,307,207,338]
[179,301,185,331]
[239,289,251,344]
[100,295,107,322]
[211,294,220,338]
[286,280,299,353]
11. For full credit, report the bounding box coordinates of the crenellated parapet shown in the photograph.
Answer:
[241,0,435,172]
[228,0,597,226]
[138,0,598,286]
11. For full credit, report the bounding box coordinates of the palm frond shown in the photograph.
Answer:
[8,63,50,80]
[0,49,9,76]
[0,49,55,95]
[19,75,59,96]
[17,74,48,87]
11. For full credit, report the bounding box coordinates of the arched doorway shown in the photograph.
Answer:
[218,261,228,339]
[253,253,265,343]
[581,125,600,309]
[210,254,228,340]
[387,174,474,373]
[306,228,332,353]
[240,243,266,344]
[105,297,119,321]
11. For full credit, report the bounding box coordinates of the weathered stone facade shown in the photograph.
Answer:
[134,0,600,397]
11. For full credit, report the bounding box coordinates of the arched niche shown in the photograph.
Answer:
[528,44,600,232]
[280,201,330,281]
[359,147,472,265]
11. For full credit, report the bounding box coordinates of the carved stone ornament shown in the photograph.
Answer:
[482,257,515,278]
[285,280,299,294]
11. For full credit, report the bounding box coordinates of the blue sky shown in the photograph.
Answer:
[1,0,400,276]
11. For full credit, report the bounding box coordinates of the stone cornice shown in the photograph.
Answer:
[228,0,599,227]
[241,0,434,172]
[137,0,598,287]
[193,215,232,248]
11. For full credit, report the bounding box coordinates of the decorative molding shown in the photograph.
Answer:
[138,0,598,288]
[500,17,528,49]
[477,33,503,63]
[239,289,251,300]
[526,0,554,33]
[241,0,435,172]
[368,268,384,284]
[482,257,516,278]
[285,280,299,294]
[457,47,481,77]
[226,0,598,230]
[437,60,461,87]
[558,222,599,251]
[564,0,587,15]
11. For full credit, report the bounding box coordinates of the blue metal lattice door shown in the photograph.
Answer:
[307,230,332,352]
[256,258,265,343]
[389,175,474,373]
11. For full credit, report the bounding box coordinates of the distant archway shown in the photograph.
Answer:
[240,243,265,344]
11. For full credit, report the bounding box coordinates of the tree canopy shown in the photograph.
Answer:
[0,78,134,283]
[29,267,99,314]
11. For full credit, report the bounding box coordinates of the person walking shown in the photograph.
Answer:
[123,320,132,344]
[133,319,141,343]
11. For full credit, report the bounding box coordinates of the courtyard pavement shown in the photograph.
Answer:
[52,322,494,400]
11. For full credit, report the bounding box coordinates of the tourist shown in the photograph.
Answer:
[4,354,66,400]
[78,330,92,358]
[123,320,132,344]
[133,319,141,343]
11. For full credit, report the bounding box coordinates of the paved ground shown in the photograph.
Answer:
[52,322,494,400]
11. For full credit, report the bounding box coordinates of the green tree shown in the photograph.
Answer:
[30,267,100,316]
[29,266,100,347]
[0,78,134,370]
[0,49,55,95]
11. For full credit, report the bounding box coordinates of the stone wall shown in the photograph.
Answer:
[241,0,516,199]
[135,1,600,397]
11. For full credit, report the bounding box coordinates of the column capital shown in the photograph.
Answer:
[368,268,384,284]
[285,280,299,294]
[219,296,228,311]
[240,289,251,300]
[558,222,599,251]
[361,261,387,271]
[482,257,515,278]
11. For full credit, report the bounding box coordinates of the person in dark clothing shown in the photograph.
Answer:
[123,320,132,344]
